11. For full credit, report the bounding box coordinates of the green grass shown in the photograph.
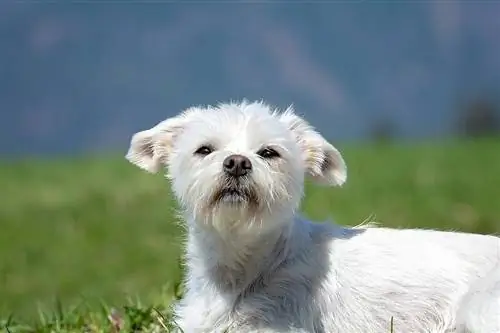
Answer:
[1,138,499,331]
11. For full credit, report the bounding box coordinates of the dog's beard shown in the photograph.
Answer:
[203,177,268,235]
[210,176,260,209]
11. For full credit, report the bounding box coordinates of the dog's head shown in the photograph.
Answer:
[126,101,346,234]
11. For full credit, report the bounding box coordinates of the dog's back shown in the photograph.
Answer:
[312,222,500,332]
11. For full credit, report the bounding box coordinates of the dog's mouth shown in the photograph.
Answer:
[220,188,246,202]
[211,182,259,207]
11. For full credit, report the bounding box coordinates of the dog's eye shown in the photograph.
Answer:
[257,147,280,159]
[194,145,214,156]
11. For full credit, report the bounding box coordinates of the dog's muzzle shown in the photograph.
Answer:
[208,154,259,208]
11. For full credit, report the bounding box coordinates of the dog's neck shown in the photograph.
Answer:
[184,214,300,293]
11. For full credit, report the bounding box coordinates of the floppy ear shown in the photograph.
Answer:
[280,107,347,186]
[125,109,197,173]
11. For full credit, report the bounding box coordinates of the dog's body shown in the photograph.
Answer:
[174,218,500,333]
[126,101,500,333]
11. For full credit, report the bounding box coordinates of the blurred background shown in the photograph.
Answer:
[1,1,499,320]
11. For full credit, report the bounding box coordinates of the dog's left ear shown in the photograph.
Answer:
[126,109,198,173]
[280,108,347,186]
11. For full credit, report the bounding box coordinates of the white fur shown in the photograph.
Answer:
[126,101,500,333]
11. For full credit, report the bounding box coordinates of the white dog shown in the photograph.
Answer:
[126,101,500,333]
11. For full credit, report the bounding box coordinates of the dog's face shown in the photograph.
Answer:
[126,101,346,234]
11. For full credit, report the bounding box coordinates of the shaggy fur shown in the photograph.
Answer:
[126,100,500,333]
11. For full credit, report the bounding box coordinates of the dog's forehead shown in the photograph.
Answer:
[184,106,292,150]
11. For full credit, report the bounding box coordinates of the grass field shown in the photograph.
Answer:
[1,138,499,332]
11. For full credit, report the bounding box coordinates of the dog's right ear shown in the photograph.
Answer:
[279,107,347,186]
[125,109,198,173]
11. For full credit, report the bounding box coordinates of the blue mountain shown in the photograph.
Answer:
[0,2,499,156]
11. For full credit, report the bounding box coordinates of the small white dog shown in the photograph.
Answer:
[126,101,500,333]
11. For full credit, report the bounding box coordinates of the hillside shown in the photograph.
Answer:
[1,139,499,322]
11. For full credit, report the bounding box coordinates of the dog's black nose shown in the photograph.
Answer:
[223,154,252,177]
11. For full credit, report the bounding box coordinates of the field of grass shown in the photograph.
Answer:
[1,138,499,331]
